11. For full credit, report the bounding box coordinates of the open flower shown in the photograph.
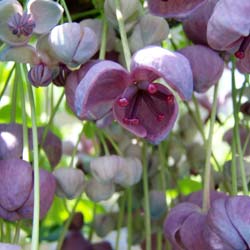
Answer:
[147,0,207,19]
[67,46,193,143]
[0,0,63,45]
[207,0,250,72]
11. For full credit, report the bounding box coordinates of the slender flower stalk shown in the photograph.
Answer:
[202,83,219,212]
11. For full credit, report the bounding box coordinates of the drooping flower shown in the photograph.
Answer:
[0,0,63,45]
[147,0,207,19]
[207,0,250,72]
[66,46,193,143]
[179,45,224,93]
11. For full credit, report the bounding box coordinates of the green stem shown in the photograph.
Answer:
[97,129,110,155]
[27,80,40,250]
[0,65,15,101]
[60,0,72,22]
[69,9,99,21]
[127,188,132,250]
[142,143,151,250]
[231,57,248,194]
[157,232,162,250]
[114,0,131,69]
[115,193,126,250]
[202,84,219,212]
[18,64,30,162]
[10,67,18,123]
[99,13,108,60]
[88,203,97,241]
[56,197,81,250]
[231,138,237,195]
[13,221,21,244]
[101,130,123,156]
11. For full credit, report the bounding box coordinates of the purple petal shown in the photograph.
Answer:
[147,0,207,19]
[207,0,250,51]
[226,196,250,248]
[0,204,21,221]
[236,43,250,74]
[113,83,178,144]
[0,159,33,211]
[131,46,193,100]
[206,198,245,249]
[28,0,63,34]
[92,241,112,250]
[179,45,224,93]
[180,212,209,250]
[0,243,22,250]
[164,202,201,248]
[183,0,219,46]
[18,168,56,219]
[75,60,130,120]
[0,123,23,160]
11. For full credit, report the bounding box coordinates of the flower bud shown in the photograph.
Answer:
[149,190,167,220]
[53,168,85,199]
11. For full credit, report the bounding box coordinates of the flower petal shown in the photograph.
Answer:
[0,45,40,64]
[207,0,250,51]
[147,0,206,19]
[0,243,21,250]
[236,43,250,74]
[0,159,33,211]
[75,60,130,120]
[131,46,193,100]
[113,83,178,144]
[28,0,63,34]
[179,45,224,93]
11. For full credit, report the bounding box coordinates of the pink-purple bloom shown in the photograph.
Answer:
[65,46,193,144]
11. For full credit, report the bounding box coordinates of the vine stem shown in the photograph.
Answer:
[142,143,151,250]
[0,65,15,101]
[60,0,72,22]
[231,57,248,195]
[99,12,108,60]
[202,84,219,212]
[27,81,40,250]
[114,0,131,69]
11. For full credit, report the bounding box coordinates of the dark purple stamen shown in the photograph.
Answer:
[235,35,250,59]
[8,12,35,37]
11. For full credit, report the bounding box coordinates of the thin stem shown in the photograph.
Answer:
[56,197,81,250]
[115,193,126,250]
[60,0,72,22]
[127,188,132,250]
[88,203,97,241]
[26,78,40,250]
[99,13,108,60]
[101,130,123,156]
[114,0,131,69]
[0,65,15,101]
[13,221,21,244]
[231,57,248,194]
[97,129,110,155]
[142,142,151,250]
[69,9,99,21]
[10,67,18,123]
[202,84,219,212]
[231,138,237,195]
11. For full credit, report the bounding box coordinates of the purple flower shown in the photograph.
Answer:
[147,0,207,19]
[179,45,224,93]
[66,46,193,143]
[207,0,250,72]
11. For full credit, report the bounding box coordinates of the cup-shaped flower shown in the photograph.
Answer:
[53,168,85,199]
[85,178,115,202]
[0,159,56,221]
[93,213,116,237]
[128,14,169,53]
[204,196,250,249]
[179,45,224,93]
[104,0,143,32]
[69,212,84,231]
[183,0,219,46]
[207,0,250,62]
[164,202,209,250]
[0,0,63,45]
[48,22,98,68]
[149,190,167,220]
[73,46,193,144]
[147,0,207,19]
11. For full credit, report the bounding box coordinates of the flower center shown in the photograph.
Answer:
[8,12,35,37]
[116,81,174,126]
[235,35,250,59]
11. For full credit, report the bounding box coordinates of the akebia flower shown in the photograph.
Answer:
[179,45,224,93]
[0,0,63,45]
[207,0,250,72]
[147,0,207,19]
[69,46,193,143]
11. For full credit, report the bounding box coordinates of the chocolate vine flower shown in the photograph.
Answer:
[207,0,250,72]
[147,0,207,19]
[69,46,193,143]
[204,196,250,250]
[179,45,224,93]
[0,0,63,45]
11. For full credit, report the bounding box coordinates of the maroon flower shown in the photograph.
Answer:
[147,0,207,19]
[66,46,193,143]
